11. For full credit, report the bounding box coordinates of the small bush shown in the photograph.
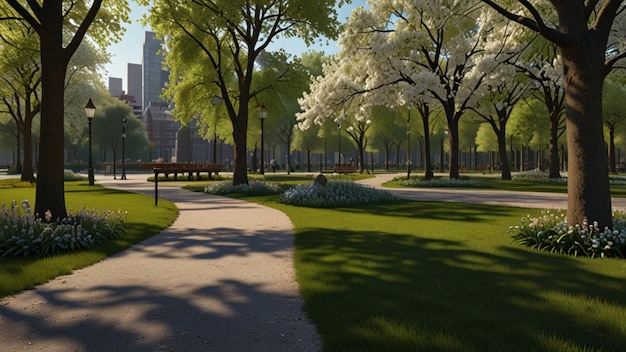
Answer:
[510,210,626,258]
[0,200,126,258]
[279,180,398,208]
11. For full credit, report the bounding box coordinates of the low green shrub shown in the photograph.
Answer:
[0,200,126,258]
[510,210,626,258]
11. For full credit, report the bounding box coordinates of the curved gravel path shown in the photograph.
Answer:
[0,175,320,352]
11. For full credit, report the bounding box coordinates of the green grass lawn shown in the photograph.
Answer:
[0,180,178,298]
[250,197,626,352]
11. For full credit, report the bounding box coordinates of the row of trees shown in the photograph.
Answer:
[297,0,626,228]
[1,0,625,231]
[0,18,152,181]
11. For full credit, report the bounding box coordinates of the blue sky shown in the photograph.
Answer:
[103,1,368,84]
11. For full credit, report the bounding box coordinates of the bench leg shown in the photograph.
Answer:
[154,171,159,206]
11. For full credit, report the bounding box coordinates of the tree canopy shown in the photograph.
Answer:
[141,0,350,185]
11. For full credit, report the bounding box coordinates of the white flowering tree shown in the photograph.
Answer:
[482,0,626,227]
[298,0,519,179]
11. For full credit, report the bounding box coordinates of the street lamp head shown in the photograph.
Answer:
[122,118,128,124]
[407,103,412,111]
[258,104,267,120]
[85,98,96,120]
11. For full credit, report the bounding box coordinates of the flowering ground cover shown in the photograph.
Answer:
[0,181,177,298]
[0,199,126,258]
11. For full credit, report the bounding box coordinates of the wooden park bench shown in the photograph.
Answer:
[321,165,357,174]
[142,162,223,206]
[141,162,223,181]
[333,166,357,174]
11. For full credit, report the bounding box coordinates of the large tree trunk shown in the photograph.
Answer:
[357,142,365,173]
[548,110,562,178]
[231,108,249,185]
[608,127,617,174]
[20,117,35,183]
[34,12,68,219]
[562,48,612,228]
[447,116,460,179]
[497,128,512,180]
[420,108,434,180]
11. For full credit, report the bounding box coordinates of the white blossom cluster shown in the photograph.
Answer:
[297,0,530,131]
[298,0,626,135]
[511,210,626,258]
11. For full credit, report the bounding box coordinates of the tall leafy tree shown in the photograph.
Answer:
[603,76,626,174]
[142,0,348,185]
[0,20,39,182]
[2,1,129,218]
[470,62,533,180]
[481,0,626,229]
[513,40,566,178]
[0,19,109,183]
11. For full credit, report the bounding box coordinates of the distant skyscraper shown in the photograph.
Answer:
[142,31,168,111]
[108,77,123,97]
[127,63,142,109]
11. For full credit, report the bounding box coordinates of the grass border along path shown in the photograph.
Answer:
[0,180,178,298]
[251,196,626,352]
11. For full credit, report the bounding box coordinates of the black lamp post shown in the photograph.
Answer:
[258,105,267,174]
[407,104,412,180]
[85,99,96,185]
[337,123,341,166]
[210,96,224,165]
[121,118,127,180]
[440,130,447,173]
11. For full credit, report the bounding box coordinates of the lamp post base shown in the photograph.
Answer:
[88,168,94,186]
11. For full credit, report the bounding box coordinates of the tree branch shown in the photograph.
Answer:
[481,0,574,46]
[65,0,103,62]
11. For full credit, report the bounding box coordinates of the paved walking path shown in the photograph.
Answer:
[0,174,319,352]
[358,173,626,211]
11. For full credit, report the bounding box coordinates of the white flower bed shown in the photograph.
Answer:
[204,180,283,195]
[279,180,398,208]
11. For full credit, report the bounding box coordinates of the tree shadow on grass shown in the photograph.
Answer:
[332,199,533,223]
[295,227,626,351]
